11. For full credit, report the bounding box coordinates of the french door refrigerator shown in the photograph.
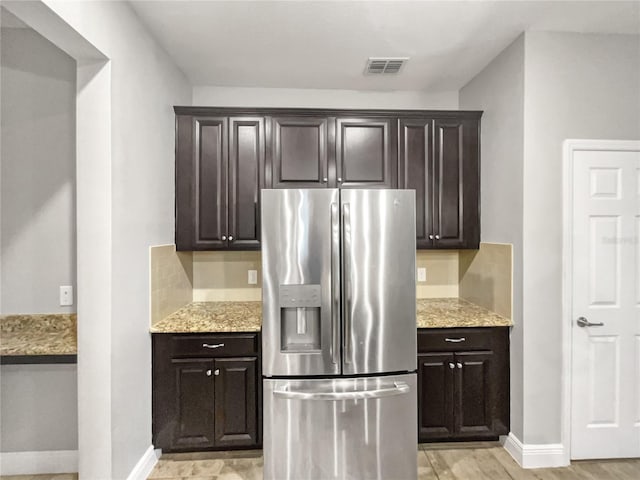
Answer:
[261,188,417,480]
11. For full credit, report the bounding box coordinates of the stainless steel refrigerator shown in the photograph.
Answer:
[261,188,417,480]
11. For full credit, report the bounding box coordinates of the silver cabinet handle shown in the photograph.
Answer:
[342,202,352,364]
[228,235,233,241]
[576,317,604,328]
[221,235,227,241]
[445,337,466,343]
[456,362,462,369]
[429,234,434,240]
[449,362,455,369]
[330,202,340,365]
[274,382,410,401]
[435,234,440,240]
[337,177,343,183]
[214,369,220,376]
[206,369,212,376]
[323,177,328,183]
[202,343,224,349]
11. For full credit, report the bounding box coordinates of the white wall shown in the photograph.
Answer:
[193,85,458,109]
[521,31,640,445]
[459,34,525,441]
[0,364,77,452]
[460,31,640,451]
[0,24,78,455]
[1,26,76,314]
[4,1,192,478]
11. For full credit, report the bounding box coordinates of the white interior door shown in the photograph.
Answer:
[571,145,640,459]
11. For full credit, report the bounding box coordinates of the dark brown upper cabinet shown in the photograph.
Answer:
[399,115,480,249]
[176,114,264,251]
[336,117,397,189]
[271,116,330,188]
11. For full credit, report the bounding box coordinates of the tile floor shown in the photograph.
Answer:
[2,444,639,480]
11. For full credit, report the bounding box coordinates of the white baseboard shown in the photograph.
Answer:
[502,432,568,469]
[0,450,78,475]
[126,445,159,480]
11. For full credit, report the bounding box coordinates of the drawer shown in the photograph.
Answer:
[417,328,503,352]
[169,333,259,357]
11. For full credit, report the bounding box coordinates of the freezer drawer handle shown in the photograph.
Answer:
[202,343,225,349]
[444,337,466,343]
[273,382,410,401]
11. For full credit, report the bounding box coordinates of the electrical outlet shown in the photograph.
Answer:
[59,285,73,306]
[417,268,427,283]
[248,270,258,285]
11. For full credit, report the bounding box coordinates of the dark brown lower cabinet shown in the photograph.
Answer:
[153,333,261,452]
[418,328,509,442]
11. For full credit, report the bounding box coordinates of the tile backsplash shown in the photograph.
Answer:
[459,243,512,320]
[150,243,513,324]
[150,245,193,326]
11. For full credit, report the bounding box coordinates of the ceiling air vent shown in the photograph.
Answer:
[365,57,409,75]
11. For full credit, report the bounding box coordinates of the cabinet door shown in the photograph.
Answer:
[228,117,265,249]
[176,116,228,250]
[170,358,216,450]
[214,357,259,448]
[336,117,397,188]
[433,118,480,248]
[454,351,494,438]
[399,119,434,248]
[418,352,454,441]
[271,116,330,188]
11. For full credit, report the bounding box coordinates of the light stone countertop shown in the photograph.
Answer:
[151,301,262,333]
[417,298,512,328]
[0,314,77,356]
[151,298,511,333]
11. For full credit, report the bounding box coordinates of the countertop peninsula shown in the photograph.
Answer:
[151,297,511,333]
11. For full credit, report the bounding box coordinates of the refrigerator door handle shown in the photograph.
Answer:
[342,202,352,364]
[330,202,340,365]
[273,381,410,401]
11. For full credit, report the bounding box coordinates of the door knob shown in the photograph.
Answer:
[576,316,604,328]
[323,177,328,183]
[448,362,455,369]
[228,235,233,241]
[435,234,440,240]
[456,362,462,369]
[214,369,220,376]
[221,235,227,241]
[337,177,343,183]
[206,370,212,376]
[429,234,434,240]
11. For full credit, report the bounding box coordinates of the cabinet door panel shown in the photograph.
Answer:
[214,357,258,447]
[193,117,228,249]
[272,117,329,188]
[418,353,454,441]
[229,117,264,249]
[433,118,479,249]
[399,119,433,248]
[172,358,216,450]
[336,118,397,188]
[454,351,493,437]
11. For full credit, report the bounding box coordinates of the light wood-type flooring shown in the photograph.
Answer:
[1,443,639,480]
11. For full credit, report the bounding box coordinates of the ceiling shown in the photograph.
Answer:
[129,1,640,92]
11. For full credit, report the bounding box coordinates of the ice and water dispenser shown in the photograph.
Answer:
[279,284,322,352]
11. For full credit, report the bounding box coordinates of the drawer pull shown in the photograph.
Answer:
[202,343,225,349]
[445,337,466,343]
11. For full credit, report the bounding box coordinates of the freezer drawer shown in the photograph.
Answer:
[263,374,417,480]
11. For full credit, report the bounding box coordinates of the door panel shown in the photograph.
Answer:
[228,117,264,249]
[272,117,329,188]
[454,351,493,437]
[171,358,216,450]
[263,374,417,480]
[193,117,228,249]
[418,353,454,440]
[336,118,397,188]
[399,119,433,248]
[261,189,341,376]
[341,189,416,375]
[214,357,258,447]
[571,147,640,459]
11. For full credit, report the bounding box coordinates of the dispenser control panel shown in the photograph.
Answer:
[279,284,321,308]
